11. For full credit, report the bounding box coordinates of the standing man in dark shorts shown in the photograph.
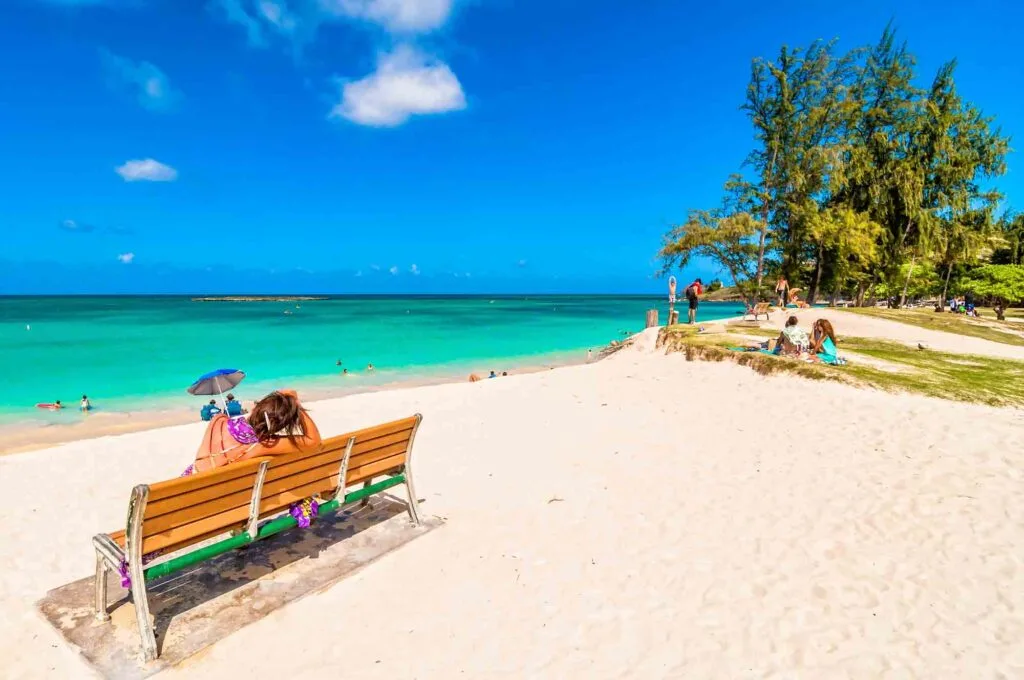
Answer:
[685,277,703,324]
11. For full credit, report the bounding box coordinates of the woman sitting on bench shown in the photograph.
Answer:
[188,389,322,474]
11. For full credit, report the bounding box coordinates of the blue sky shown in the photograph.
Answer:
[2,0,1022,294]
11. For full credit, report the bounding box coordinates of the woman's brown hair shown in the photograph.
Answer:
[814,318,837,344]
[786,315,799,327]
[249,391,307,445]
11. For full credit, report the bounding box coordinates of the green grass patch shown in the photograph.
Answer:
[840,337,1024,406]
[841,307,1024,347]
[977,306,1024,320]
[657,325,1024,407]
[725,326,779,338]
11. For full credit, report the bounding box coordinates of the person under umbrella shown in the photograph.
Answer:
[200,399,221,422]
[225,393,245,417]
[188,368,246,413]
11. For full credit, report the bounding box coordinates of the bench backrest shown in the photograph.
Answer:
[123,414,421,556]
[138,459,269,555]
[257,414,420,516]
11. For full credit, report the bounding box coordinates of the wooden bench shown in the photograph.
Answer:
[744,302,772,320]
[92,414,423,662]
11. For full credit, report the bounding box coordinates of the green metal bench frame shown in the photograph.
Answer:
[91,414,423,662]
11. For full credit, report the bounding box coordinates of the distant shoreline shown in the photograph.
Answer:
[0,353,592,455]
[191,296,329,302]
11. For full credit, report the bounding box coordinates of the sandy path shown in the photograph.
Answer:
[759,308,1024,361]
[2,347,1023,678]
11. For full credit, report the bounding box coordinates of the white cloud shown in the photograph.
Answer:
[370,264,381,271]
[59,219,97,233]
[213,0,267,46]
[321,0,454,33]
[117,252,135,264]
[517,259,527,267]
[101,50,179,112]
[258,0,297,33]
[388,265,399,275]
[330,45,465,127]
[115,159,178,182]
[409,263,420,275]
[355,270,363,277]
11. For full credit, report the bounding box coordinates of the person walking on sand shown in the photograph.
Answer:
[685,278,704,324]
[776,275,789,308]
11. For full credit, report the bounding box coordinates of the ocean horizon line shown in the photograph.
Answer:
[0,292,669,300]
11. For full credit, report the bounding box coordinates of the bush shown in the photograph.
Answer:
[962,265,1024,304]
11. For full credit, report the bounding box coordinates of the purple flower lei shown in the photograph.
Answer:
[289,498,319,529]
[227,416,259,445]
[117,551,160,589]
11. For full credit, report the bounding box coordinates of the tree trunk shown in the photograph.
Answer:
[899,217,914,247]
[808,242,824,304]
[855,282,867,307]
[899,253,917,308]
[940,262,953,303]
[865,269,880,307]
[753,146,778,300]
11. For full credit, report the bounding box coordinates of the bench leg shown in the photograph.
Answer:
[404,468,422,526]
[360,480,372,508]
[130,571,158,662]
[125,484,158,662]
[94,552,111,622]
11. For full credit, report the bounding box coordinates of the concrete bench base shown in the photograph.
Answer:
[37,497,442,679]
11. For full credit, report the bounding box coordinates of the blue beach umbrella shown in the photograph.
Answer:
[187,369,246,404]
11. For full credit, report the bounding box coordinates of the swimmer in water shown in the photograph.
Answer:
[54,400,63,410]
[342,368,349,376]
[80,395,92,412]
[336,359,342,366]
[367,363,375,371]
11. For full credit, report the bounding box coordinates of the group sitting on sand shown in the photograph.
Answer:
[743,316,843,365]
[776,316,843,364]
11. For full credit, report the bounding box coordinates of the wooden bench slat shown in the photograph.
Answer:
[346,452,407,486]
[260,432,410,484]
[111,415,420,558]
[345,440,412,472]
[143,439,413,541]
[146,459,267,503]
[273,417,416,465]
[143,427,411,519]
[145,472,266,519]
[141,506,253,554]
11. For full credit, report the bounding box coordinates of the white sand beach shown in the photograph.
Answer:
[3,316,1024,678]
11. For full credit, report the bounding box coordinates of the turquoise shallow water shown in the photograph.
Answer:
[0,296,744,425]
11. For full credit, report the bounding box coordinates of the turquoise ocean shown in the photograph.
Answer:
[0,296,745,427]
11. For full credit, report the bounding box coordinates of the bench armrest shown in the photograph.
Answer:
[92,533,125,569]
